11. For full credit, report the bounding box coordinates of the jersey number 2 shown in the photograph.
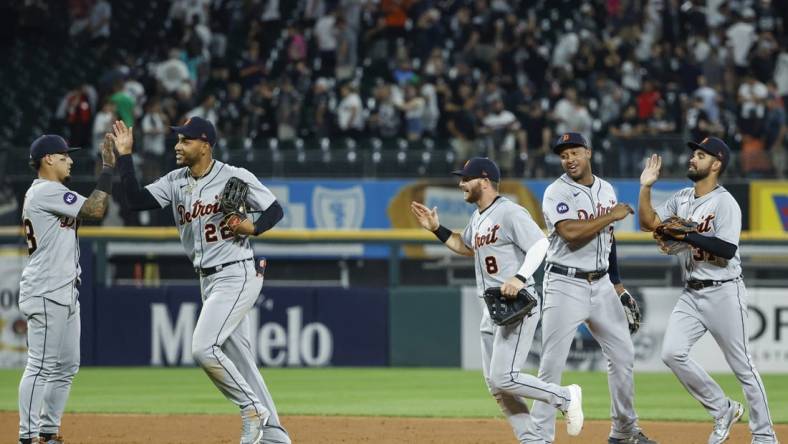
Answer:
[23,219,37,255]
[204,222,234,242]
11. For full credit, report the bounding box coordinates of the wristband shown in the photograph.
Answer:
[432,225,452,243]
[514,274,527,284]
[96,167,113,193]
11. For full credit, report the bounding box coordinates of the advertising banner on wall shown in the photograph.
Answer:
[92,285,389,367]
[749,181,788,231]
[0,247,27,368]
[460,286,788,373]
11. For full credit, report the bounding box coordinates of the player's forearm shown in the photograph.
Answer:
[556,214,617,245]
[117,154,160,210]
[515,237,548,280]
[684,233,737,260]
[638,186,659,231]
[77,190,110,220]
[253,201,284,235]
[444,233,474,256]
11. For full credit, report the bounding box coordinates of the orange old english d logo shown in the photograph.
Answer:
[562,134,570,142]
[702,137,709,144]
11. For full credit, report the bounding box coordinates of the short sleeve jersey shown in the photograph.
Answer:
[460,197,546,297]
[542,174,618,271]
[145,160,277,268]
[19,179,87,304]
[655,186,741,281]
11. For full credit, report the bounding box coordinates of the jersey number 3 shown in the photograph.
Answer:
[23,219,37,255]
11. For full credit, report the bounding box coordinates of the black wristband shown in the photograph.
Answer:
[432,225,452,243]
[95,167,113,193]
[514,274,527,284]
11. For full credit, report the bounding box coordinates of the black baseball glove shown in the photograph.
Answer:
[483,287,538,326]
[219,176,249,227]
[653,216,698,255]
[619,289,641,335]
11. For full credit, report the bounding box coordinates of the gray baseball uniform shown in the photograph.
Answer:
[525,174,641,443]
[18,179,86,440]
[460,196,572,444]
[146,160,289,443]
[657,186,777,442]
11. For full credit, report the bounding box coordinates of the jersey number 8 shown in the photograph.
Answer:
[484,256,498,274]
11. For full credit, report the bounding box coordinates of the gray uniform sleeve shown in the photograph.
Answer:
[713,194,741,244]
[144,172,176,208]
[461,221,473,249]
[542,184,576,227]
[236,168,276,211]
[655,190,681,221]
[37,182,87,218]
[505,206,546,252]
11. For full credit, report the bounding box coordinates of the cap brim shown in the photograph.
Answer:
[687,141,717,157]
[65,147,82,153]
[170,125,198,138]
[552,142,587,154]
[451,169,466,176]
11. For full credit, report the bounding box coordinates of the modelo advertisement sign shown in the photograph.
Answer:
[92,286,388,367]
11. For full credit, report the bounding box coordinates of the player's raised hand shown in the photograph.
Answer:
[100,133,116,168]
[640,154,662,187]
[610,203,634,221]
[410,201,440,231]
[110,120,134,155]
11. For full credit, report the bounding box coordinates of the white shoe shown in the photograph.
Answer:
[565,384,584,436]
[240,408,271,444]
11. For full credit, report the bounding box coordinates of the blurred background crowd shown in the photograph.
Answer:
[1,0,787,182]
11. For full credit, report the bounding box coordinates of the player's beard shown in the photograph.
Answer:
[463,183,482,203]
[686,165,710,182]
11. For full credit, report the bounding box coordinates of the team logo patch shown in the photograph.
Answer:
[556,202,569,214]
[63,192,77,205]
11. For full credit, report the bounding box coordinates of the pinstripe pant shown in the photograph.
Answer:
[18,296,80,440]
[193,260,290,443]
[480,289,571,444]
[662,280,777,443]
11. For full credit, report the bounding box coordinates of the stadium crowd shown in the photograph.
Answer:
[46,0,788,179]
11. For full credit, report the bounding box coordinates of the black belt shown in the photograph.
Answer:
[686,276,741,291]
[196,258,252,277]
[547,263,608,282]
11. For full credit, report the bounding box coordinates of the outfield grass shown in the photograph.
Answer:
[0,368,785,422]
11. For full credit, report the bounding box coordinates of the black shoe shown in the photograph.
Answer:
[608,432,658,444]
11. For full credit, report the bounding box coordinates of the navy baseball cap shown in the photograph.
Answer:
[687,136,730,172]
[29,135,81,161]
[451,157,501,182]
[171,116,217,146]
[553,132,590,154]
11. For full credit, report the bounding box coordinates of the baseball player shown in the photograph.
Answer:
[18,134,115,444]
[639,138,778,444]
[411,157,584,443]
[524,133,657,444]
[110,118,289,444]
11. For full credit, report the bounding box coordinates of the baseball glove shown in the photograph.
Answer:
[219,176,249,229]
[653,216,697,255]
[619,290,641,335]
[483,287,538,326]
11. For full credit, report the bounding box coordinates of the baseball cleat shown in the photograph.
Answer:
[608,431,658,443]
[565,384,584,436]
[708,400,744,444]
[240,408,271,444]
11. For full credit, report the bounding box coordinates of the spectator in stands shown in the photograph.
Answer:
[335,15,358,81]
[645,103,676,135]
[276,78,301,142]
[522,103,552,178]
[392,58,417,86]
[686,95,717,142]
[88,0,111,45]
[109,79,135,127]
[726,8,758,76]
[367,82,400,139]
[55,84,97,148]
[187,94,219,127]
[480,98,525,175]
[446,83,478,165]
[552,87,592,142]
[775,49,788,102]
[218,82,245,144]
[337,82,364,137]
[141,99,169,181]
[239,41,267,91]
[92,101,116,156]
[611,104,644,175]
[693,75,721,123]
[636,80,661,120]
[765,90,787,178]
[304,78,333,138]
[314,9,338,77]
[738,71,769,137]
[399,83,426,141]
[245,79,276,138]
[287,24,306,63]
[156,48,192,95]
